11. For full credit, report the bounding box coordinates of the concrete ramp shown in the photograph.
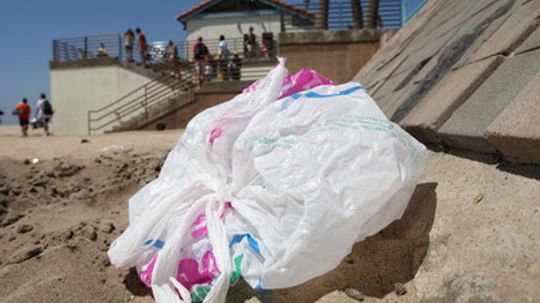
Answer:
[354,0,540,165]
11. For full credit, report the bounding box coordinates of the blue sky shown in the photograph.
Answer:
[0,0,200,124]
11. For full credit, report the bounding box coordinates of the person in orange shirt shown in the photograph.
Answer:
[14,98,30,137]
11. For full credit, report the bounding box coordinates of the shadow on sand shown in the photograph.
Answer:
[228,182,438,303]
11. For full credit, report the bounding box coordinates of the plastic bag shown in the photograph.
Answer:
[108,59,427,303]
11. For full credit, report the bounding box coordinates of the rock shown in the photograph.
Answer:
[0,186,9,195]
[344,288,365,301]
[64,229,74,240]
[394,283,407,296]
[100,222,115,234]
[25,246,42,258]
[1,214,24,227]
[80,138,90,144]
[23,159,31,165]
[10,246,42,264]
[101,257,111,267]
[16,224,34,233]
[473,193,484,204]
[82,226,97,241]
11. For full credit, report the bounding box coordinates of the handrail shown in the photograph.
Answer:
[283,1,402,31]
[87,61,197,134]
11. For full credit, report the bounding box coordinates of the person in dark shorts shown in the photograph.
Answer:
[14,98,30,136]
[36,93,53,136]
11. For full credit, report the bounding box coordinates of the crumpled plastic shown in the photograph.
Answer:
[108,58,427,303]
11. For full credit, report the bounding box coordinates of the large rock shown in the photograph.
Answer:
[486,69,540,164]
[437,48,540,153]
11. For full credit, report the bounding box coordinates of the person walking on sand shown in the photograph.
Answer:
[14,98,30,137]
[135,28,149,65]
[123,28,135,62]
[36,93,54,136]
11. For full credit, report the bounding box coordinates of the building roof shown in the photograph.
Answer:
[176,0,314,23]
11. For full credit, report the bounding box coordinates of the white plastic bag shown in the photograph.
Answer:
[108,59,427,303]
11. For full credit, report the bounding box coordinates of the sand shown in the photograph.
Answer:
[0,125,181,160]
[0,125,539,303]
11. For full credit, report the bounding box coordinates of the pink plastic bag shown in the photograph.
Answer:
[243,68,333,98]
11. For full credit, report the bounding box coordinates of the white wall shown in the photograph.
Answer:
[50,65,152,135]
[186,14,282,42]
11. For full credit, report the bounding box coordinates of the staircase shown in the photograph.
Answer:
[87,61,196,134]
[67,37,282,134]
[109,90,194,132]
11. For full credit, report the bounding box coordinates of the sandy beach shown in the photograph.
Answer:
[0,125,539,303]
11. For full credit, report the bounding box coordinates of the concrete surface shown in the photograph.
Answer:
[438,48,540,153]
[469,0,540,61]
[278,29,380,45]
[401,56,503,144]
[486,69,540,164]
[515,21,540,54]
[279,30,381,83]
[351,0,540,164]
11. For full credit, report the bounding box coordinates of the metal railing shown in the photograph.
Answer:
[181,36,277,60]
[53,34,123,61]
[283,0,403,32]
[86,56,270,134]
[53,36,276,64]
[87,61,196,134]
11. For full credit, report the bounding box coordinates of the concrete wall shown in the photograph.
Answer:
[50,62,152,135]
[136,81,249,131]
[278,30,381,83]
[353,0,540,165]
[186,13,282,42]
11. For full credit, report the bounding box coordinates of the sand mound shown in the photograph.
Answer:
[0,151,165,303]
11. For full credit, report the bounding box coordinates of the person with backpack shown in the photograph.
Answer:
[192,36,209,87]
[36,93,53,136]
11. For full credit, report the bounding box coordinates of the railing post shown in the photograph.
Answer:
[144,85,148,113]
[84,36,88,59]
[52,40,57,61]
[280,11,286,33]
[118,34,123,61]
[87,111,91,135]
